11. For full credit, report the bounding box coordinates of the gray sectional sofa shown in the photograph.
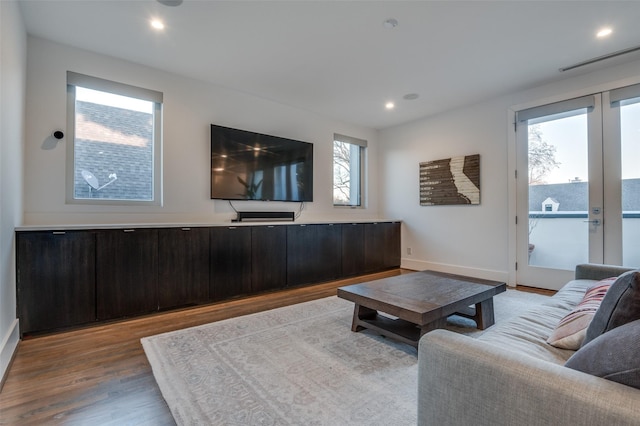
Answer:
[417,263,640,426]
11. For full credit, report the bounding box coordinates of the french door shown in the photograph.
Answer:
[515,83,640,290]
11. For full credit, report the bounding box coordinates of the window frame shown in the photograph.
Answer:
[332,133,366,208]
[65,72,163,206]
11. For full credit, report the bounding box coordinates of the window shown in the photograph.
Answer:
[66,72,163,205]
[333,133,366,206]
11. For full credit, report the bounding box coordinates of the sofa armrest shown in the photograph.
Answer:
[418,330,640,426]
[574,263,634,281]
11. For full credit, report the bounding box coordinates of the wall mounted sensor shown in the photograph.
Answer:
[41,130,65,150]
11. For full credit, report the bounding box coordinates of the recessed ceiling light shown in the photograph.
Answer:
[597,27,612,38]
[403,93,419,100]
[151,19,165,30]
[383,18,399,29]
[385,102,395,110]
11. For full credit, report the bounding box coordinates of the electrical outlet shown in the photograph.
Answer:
[407,247,412,255]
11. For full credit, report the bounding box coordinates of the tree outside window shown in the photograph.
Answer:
[528,124,560,185]
[333,134,365,206]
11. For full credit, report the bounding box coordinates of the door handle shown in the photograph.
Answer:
[584,219,601,225]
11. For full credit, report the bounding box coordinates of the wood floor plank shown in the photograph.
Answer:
[0,270,404,425]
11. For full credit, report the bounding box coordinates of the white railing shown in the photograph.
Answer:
[528,213,640,270]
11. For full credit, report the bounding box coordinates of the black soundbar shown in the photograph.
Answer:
[233,211,295,222]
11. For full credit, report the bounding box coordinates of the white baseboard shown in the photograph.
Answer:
[1,319,20,389]
[400,258,512,286]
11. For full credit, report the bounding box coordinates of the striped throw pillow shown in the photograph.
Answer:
[547,277,616,350]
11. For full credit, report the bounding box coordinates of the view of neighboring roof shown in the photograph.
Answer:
[529,179,640,212]
[74,101,153,200]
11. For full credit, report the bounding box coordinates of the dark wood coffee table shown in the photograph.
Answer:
[337,270,506,348]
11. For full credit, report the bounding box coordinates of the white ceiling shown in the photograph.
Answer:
[18,1,640,130]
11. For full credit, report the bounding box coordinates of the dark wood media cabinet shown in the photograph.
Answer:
[16,221,400,336]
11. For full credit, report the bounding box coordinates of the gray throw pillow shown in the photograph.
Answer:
[582,270,640,347]
[565,319,640,389]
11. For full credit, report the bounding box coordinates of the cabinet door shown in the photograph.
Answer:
[319,224,343,281]
[287,224,341,286]
[96,229,159,320]
[383,222,401,269]
[158,227,209,309]
[16,231,96,335]
[252,226,287,292]
[210,226,252,300]
[365,222,402,272]
[341,223,365,277]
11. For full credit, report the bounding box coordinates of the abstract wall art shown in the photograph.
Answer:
[419,154,480,205]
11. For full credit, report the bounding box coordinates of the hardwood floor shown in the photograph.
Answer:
[515,284,557,296]
[0,269,554,425]
[0,269,406,425]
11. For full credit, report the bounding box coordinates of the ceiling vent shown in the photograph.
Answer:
[157,0,183,6]
[560,45,640,72]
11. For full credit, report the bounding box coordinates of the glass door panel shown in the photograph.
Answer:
[621,99,640,267]
[527,114,589,270]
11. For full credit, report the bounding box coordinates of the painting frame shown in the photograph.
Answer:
[419,154,480,206]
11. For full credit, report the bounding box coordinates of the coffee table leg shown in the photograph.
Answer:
[419,317,448,337]
[352,304,377,332]
[475,297,495,330]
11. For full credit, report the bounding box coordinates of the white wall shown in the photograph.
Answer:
[0,0,26,384]
[379,58,640,283]
[379,98,509,280]
[24,37,380,225]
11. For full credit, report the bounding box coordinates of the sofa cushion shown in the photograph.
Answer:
[476,279,594,365]
[547,277,616,349]
[583,270,640,347]
[565,318,640,389]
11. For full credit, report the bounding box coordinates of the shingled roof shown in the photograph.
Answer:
[529,179,640,212]
[73,101,153,200]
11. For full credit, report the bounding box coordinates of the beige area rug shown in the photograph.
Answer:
[142,289,549,426]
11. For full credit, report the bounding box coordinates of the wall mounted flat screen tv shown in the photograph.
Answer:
[210,124,313,202]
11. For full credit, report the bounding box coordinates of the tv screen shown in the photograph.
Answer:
[210,124,313,202]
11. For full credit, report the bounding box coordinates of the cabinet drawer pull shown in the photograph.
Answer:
[181,227,191,231]
[228,226,237,230]
[123,229,135,233]
[52,231,66,235]
[300,224,306,227]
[268,226,275,228]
